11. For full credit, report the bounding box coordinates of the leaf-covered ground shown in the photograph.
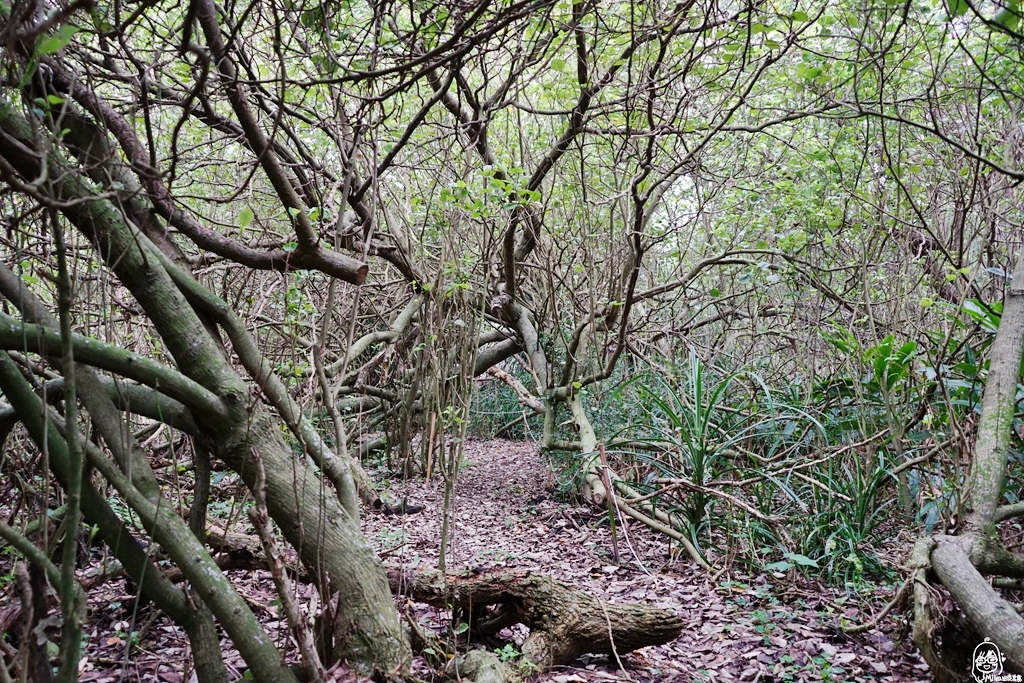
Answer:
[23,439,930,682]
[365,439,930,683]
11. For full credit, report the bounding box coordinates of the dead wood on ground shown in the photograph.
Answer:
[387,566,683,669]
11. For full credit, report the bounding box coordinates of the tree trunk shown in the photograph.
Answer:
[0,95,408,673]
[914,246,1024,679]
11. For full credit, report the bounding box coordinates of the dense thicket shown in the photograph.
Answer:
[0,0,1022,680]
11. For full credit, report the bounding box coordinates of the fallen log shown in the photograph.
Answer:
[387,567,683,668]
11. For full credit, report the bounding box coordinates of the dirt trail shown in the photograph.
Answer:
[365,439,929,683]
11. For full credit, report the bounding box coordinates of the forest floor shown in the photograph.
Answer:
[364,439,930,683]
[55,439,931,683]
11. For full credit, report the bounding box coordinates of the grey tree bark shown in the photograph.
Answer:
[0,94,409,672]
[913,247,1024,679]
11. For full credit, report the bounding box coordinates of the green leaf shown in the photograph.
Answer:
[784,552,819,568]
[709,288,722,297]
[919,297,934,308]
[238,208,254,228]
[896,341,917,362]
[47,94,64,106]
[792,10,809,21]
[947,0,969,18]
[38,36,67,55]
[37,24,80,55]
[308,206,321,221]
[963,299,1001,333]
[765,561,794,572]
[453,622,469,634]
[300,9,322,26]
[551,58,565,71]
[994,0,1021,29]
[798,65,823,80]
